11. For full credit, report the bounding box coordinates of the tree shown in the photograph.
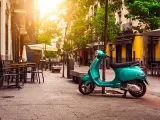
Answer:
[56,39,62,56]
[92,3,121,42]
[58,0,121,52]
[44,51,57,59]
[124,0,160,31]
[35,15,61,45]
[57,0,95,52]
[66,19,91,51]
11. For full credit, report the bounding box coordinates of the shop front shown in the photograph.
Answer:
[112,34,143,64]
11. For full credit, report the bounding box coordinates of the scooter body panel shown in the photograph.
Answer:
[119,66,146,82]
[80,73,92,84]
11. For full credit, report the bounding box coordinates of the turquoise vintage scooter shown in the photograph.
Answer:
[79,50,148,98]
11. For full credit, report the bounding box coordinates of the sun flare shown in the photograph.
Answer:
[38,0,64,18]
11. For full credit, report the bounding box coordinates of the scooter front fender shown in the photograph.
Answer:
[80,74,92,84]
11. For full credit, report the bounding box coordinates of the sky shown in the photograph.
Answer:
[38,0,64,18]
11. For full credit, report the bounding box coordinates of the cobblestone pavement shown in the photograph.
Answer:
[0,66,160,120]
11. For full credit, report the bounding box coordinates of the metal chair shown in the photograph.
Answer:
[31,61,44,83]
[1,66,23,89]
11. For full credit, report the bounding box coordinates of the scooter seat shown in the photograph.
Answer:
[110,61,139,69]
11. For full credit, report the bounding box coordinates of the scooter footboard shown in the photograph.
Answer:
[80,74,92,84]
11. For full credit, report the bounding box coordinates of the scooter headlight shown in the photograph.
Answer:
[139,73,145,77]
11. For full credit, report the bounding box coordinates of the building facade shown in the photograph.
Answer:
[0,0,12,60]
[111,0,160,65]
[87,0,160,65]
[11,0,37,62]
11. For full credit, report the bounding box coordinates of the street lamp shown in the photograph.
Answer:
[62,49,65,77]
[62,22,69,78]
[102,0,108,94]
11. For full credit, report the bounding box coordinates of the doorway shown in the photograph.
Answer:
[116,45,122,63]
[126,44,132,62]
[148,42,155,62]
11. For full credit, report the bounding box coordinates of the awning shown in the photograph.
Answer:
[142,29,160,37]
[87,41,103,47]
[28,44,57,51]
[113,36,134,45]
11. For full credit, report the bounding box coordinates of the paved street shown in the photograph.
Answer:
[0,66,160,120]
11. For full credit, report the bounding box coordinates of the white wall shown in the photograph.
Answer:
[0,0,12,60]
[115,0,139,31]
[8,0,12,60]
[1,0,6,59]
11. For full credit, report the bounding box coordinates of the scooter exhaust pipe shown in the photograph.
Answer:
[127,84,141,92]
[120,84,141,92]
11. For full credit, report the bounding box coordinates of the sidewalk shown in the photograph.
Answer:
[0,68,160,120]
[71,65,160,97]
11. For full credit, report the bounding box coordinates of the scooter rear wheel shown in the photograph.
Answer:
[79,82,95,95]
[129,81,146,98]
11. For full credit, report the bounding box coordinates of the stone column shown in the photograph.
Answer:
[1,0,6,60]
[8,4,12,60]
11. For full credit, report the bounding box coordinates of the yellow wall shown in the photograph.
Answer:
[122,44,126,59]
[155,40,160,59]
[106,43,110,55]
[112,44,116,58]
[132,36,143,59]
[106,42,116,58]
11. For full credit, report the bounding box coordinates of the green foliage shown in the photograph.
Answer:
[124,0,160,31]
[58,0,96,52]
[65,0,97,19]
[67,19,91,50]
[59,0,121,52]
[35,17,61,45]
[56,39,62,56]
[63,40,73,52]
[92,4,121,41]
[44,51,57,59]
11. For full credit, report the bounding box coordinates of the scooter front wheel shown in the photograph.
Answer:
[79,82,95,95]
[129,81,146,98]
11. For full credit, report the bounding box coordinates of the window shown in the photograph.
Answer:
[94,4,98,16]
[118,11,121,23]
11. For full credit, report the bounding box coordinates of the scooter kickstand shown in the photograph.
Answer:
[122,90,127,98]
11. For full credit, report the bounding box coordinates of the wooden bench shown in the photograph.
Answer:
[70,70,87,83]
[51,66,61,73]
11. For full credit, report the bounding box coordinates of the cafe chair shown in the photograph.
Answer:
[31,61,44,84]
[1,67,22,89]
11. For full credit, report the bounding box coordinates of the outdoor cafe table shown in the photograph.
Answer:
[2,66,21,88]
[10,62,36,83]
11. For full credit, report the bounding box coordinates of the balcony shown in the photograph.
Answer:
[122,22,133,35]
